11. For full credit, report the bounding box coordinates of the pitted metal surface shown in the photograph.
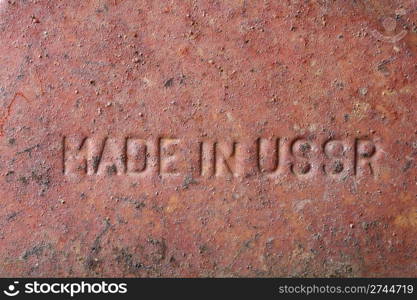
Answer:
[0,0,416,277]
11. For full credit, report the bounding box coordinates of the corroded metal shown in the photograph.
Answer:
[0,0,416,277]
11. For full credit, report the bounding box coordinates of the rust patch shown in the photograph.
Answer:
[0,0,416,277]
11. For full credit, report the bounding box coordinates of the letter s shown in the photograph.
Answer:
[118,283,128,294]
[25,283,34,294]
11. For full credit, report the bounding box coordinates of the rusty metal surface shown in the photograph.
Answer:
[0,0,416,277]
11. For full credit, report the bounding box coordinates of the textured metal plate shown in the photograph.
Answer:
[0,0,416,277]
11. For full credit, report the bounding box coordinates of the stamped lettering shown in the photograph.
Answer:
[63,135,382,179]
